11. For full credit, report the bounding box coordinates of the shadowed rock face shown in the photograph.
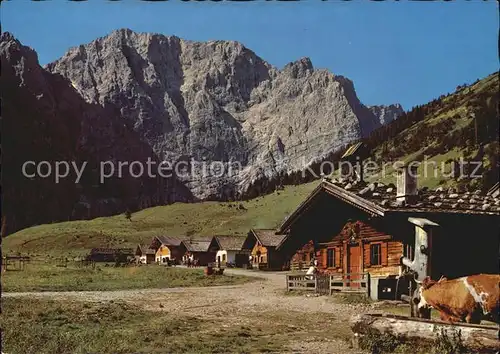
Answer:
[47,28,395,200]
[1,32,192,236]
[368,104,404,125]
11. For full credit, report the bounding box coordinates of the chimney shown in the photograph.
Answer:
[396,163,418,204]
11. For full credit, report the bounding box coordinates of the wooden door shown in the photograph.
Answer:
[347,244,361,288]
[235,253,247,267]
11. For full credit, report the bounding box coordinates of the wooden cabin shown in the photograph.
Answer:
[135,244,156,264]
[243,229,287,271]
[290,220,403,278]
[210,236,250,268]
[290,240,316,271]
[150,236,184,264]
[276,165,500,299]
[180,239,216,266]
[315,220,403,282]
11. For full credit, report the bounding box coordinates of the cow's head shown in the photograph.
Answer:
[420,276,435,290]
[414,276,448,319]
[413,277,434,319]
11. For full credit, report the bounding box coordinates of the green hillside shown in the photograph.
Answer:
[363,72,499,189]
[3,181,320,256]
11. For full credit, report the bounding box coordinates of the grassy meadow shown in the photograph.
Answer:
[3,181,320,256]
[0,297,361,354]
[0,298,289,354]
[2,263,252,292]
[1,296,474,354]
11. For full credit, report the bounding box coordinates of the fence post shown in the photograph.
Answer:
[366,272,370,297]
[286,275,289,292]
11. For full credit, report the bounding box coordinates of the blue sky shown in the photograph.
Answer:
[3,1,498,110]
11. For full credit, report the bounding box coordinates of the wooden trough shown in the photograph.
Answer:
[351,313,499,353]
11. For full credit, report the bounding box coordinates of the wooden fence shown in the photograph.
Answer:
[2,256,31,271]
[286,274,317,292]
[290,261,309,271]
[286,273,369,295]
[328,273,369,294]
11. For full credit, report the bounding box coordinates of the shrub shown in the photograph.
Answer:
[432,328,468,354]
[358,327,469,354]
[358,329,404,354]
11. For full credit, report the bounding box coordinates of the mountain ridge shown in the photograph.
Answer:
[2,29,405,235]
[47,28,396,199]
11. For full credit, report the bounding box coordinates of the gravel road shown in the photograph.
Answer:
[4,268,370,353]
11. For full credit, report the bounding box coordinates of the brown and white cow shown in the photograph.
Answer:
[416,274,500,324]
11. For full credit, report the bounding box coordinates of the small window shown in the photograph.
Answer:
[404,244,413,261]
[327,249,335,268]
[302,253,307,262]
[222,254,226,262]
[370,244,382,266]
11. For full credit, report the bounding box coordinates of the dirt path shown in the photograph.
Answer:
[4,269,370,353]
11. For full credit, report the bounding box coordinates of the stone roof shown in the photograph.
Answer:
[250,229,287,247]
[278,178,500,234]
[182,240,211,253]
[326,178,500,214]
[214,236,246,251]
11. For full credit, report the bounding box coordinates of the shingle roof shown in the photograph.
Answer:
[155,236,183,247]
[182,240,211,253]
[326,178,500,214]
[214,236,246,251]
[183,235,213,242]
[137,244,156,255]
[278,178,500,234]
[250,229,287,247]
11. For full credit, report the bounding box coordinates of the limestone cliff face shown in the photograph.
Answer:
[1,32,192,236]
[47,29,393,200]
[369,104,404,125]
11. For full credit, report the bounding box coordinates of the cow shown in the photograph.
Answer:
[416,274,500,324]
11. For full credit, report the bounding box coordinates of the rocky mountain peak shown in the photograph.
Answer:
[283,57,314,79]
[1,31,37,62]
[1,31,15,41]
[368,103,405,125]
[45,29,399,200]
